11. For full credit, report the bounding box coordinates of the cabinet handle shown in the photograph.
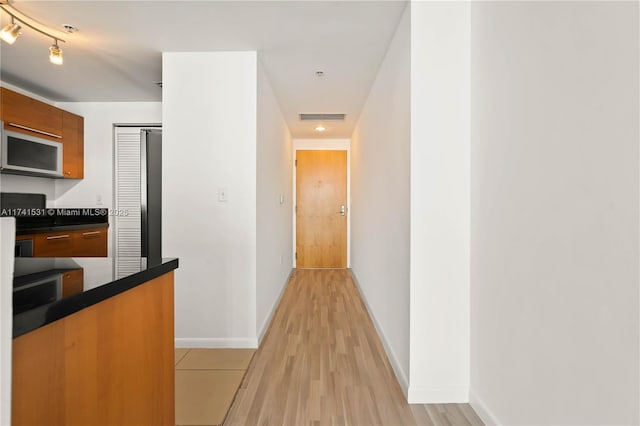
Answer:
[82,231,101,236]
[46,234,69,240]
[8,122,62,139]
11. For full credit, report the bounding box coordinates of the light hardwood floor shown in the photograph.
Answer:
[225,269,483,426]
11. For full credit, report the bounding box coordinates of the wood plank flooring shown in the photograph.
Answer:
[225,269,483,426]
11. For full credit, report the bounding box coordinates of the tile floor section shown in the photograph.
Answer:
[175,348,255,426]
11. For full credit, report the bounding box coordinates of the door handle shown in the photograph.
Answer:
[338,204,345,216]
[8,122,62,139]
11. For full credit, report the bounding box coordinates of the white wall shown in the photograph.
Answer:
[470,2,639,425]
[163,52,258,348]
[0,175,55,204]
[409,1,470,403]
[256,60,293,341]
[350,4,411,395]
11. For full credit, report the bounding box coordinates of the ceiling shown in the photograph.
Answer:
[0,1,407,138]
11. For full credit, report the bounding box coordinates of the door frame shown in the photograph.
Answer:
[293,138,351,268]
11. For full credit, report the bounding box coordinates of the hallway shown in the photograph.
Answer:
[225,269,483,425]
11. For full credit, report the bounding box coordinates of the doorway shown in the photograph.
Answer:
[294,142,350,268]
[113,124,161,277]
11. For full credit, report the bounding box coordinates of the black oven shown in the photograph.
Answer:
[15,238,33,257]
[13,273,62,315]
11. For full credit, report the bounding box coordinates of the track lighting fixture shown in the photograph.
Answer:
[49,40,62,65]
[0,0,69,65]
[0,16,20,44]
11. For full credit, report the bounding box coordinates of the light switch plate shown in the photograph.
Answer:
[218,187,228,202]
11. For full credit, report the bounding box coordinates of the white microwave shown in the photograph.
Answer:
[1,123,63,178]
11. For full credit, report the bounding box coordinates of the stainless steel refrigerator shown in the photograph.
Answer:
[141,129,162,265]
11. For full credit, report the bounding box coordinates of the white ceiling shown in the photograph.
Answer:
[0,1,407,138]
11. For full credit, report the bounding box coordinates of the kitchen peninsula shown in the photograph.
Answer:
[11,256,178,426]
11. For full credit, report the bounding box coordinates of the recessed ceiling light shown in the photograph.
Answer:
[315,126,326,132]
[315,70,324,77]
[62,24,79,34]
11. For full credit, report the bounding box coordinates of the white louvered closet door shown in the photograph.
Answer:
[114,126,160,278]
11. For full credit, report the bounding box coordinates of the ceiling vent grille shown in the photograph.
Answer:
[299,113,346,121]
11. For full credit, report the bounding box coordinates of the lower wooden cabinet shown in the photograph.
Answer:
[33,230,73,257]
[73,228,107,257]
[12,272,175,426]
[31,226,107,257]
[62,269,84,297]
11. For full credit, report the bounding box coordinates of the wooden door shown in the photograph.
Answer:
[296,150,347,268]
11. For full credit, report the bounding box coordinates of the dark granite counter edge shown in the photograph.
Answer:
[17,222,109,235]
[13,258,179,338]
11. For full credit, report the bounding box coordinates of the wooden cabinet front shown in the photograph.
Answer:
[30,227,107,257]
[1,87,63,139]
[73,227,107,257]
[33,230,74,257]
[12,272,175,426]
[62,269,84,297]
[61,111,84,179]
[1,87,85,179]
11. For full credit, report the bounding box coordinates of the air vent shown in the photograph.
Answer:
[299,113,346,121]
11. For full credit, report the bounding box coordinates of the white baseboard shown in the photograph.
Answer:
[257,268,294,344]
[407,385,469,403]
[176,269,294,351]
[469,389,501,426]
[175,337,258,349]
[350,270,409,398]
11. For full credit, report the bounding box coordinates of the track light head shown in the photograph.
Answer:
[49,40,63,65]
[0,3,69,65]
[0,18,20,44]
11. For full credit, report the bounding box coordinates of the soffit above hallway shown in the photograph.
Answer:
[0,1,407,138]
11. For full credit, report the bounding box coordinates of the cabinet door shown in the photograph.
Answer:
[61,269,84,297]
[73,227,107,257]
[61,111,84,178]
[33,231,73,257]
[1,87,63,139]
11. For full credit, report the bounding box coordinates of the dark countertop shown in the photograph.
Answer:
[13,257,179,338]
[16,222,109,235]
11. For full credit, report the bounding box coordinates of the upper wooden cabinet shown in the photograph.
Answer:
[62,111,84,178]
[1,87,84,179]
[1,87,62,140]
